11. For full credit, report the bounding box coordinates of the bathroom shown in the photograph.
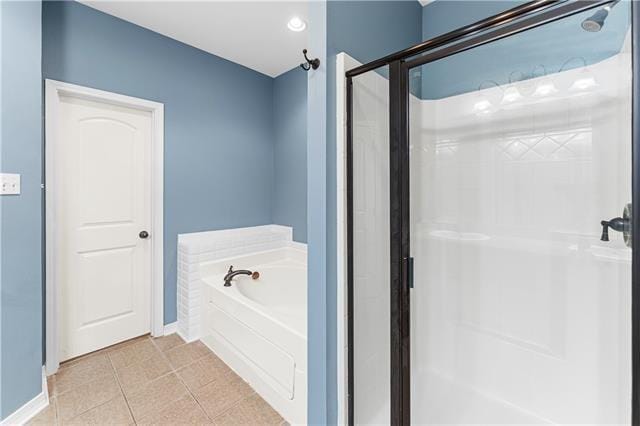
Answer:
[1,0,640,425]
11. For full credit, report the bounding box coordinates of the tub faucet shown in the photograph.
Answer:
[223,266,259,287]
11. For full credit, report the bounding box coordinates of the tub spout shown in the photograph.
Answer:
[223,266,259,287]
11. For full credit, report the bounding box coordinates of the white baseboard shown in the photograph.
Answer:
[1,367,49,425]
[176,328,198,343]
[163,322,178,336]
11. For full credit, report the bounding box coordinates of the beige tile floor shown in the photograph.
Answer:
[29,334,286,425]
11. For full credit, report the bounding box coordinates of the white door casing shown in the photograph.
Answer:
[46,80,164,373]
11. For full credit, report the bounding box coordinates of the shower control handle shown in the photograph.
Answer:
[600,203,632,247]
[600,218,625,241]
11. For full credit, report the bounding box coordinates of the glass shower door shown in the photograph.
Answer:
[408,4,632,424]
[350,64,391,425]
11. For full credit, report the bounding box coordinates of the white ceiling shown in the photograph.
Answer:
[79,1,309,78]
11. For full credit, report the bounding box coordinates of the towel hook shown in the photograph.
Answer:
[300,49,320,71]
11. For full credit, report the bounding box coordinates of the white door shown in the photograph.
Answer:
[55,95,152,362]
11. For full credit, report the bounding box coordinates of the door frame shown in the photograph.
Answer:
[44,79,165,375]
[344,0,639,424]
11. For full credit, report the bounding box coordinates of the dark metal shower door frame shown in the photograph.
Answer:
[346,0,640,425]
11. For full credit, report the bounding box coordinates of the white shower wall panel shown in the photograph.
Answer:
[410,50,632,424]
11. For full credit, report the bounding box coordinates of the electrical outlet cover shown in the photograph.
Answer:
[0,173,21,195]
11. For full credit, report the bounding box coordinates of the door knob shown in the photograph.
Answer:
[139,230,149,239]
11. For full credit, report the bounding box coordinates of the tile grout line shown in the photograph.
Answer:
[64,393,127,425]
[117,335,194,423]
[178,340,283,424]
[124,368,182,422]
[150,335,217,423]
[43,376,59,426]
[169,342,260,423]
[108,337,144,425]
[52,389,60,426]
[210,371,285,424]
[208,390,259,423]
[53,361,121,422]
[170,366,216,423]
[201,353,262,423]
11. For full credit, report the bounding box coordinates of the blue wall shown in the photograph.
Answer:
[273,67,307,243]
[0,0,44,419]
[307,1,422,424]
[327,1,423,68]
[421,1,630,99]
[43,0,278,325]
[307,2,328,424]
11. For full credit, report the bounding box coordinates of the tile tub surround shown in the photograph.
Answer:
[29,334,286,425]
[177,225,297,342]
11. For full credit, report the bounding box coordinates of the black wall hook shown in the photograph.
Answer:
[300,49,320,71]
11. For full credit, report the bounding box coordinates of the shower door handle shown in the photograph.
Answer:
[404,257,414,289]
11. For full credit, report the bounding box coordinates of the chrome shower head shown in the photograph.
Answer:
[581,8,609,32]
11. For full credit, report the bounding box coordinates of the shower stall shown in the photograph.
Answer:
[345,0,639,424]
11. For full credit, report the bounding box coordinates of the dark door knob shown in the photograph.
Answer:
[139,230,149,239]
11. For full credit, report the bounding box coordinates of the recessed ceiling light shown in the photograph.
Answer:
[287,16,306,32]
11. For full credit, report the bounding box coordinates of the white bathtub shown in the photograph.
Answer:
[199,245,307,425]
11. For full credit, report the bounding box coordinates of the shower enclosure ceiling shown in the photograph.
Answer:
[347,0,636,424]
